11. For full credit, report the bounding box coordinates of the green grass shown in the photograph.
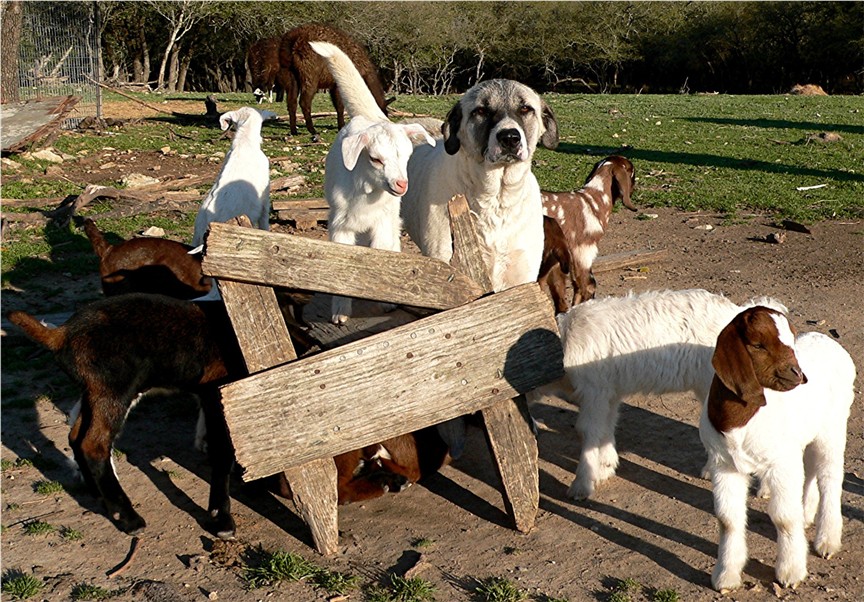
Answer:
[473,576,527,602]
[22,520,55,536]
[1,570,43,600]
[60,526,84,541]
[410,537,435,549]
[367,574,437,602]
[241,548,317,590]
[311,569,359,595]
[1,458,33,472]
[33,480,65,495]
[70,583,118,601]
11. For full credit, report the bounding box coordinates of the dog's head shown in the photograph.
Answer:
[442,79,558,165]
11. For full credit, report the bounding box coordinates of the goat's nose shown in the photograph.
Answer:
[790,364,808,384]
[497,128,521,150]
[393,179,408,195]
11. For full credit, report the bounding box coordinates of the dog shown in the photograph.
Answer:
[400,78,559,292]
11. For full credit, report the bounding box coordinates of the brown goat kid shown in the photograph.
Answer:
[83,218,213,300]
[278,23,388,139]
[541,155,637,308]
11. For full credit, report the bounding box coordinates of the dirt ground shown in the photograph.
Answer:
[1,107,863,601]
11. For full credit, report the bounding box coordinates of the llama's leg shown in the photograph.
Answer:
[200,386,236,539]
[569,395,615,499]
[71,391,146,535]
[285,73,299,136]
[330,87,345,130]
[711,466,751,592]
[329,227,356,323]
[765,466,808,588]
[300,77,319,139]
[811,434,846,559]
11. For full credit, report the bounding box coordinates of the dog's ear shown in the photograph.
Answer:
[219,111,236,132]
[712,313,767,407]
[539,100,559,150]
[402,123,436,148]
[443,101,463,155]
[613,161,638,211]
[341,132,368,171]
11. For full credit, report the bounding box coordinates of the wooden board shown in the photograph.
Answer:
[202,222,484,310]
[219,282,563,481]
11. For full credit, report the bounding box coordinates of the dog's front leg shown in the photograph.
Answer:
[200,387,237,539]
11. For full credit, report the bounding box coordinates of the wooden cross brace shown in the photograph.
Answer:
[201,196,564,555]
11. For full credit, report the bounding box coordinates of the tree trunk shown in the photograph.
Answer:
[167,44,180,92]
[1,0,24,103]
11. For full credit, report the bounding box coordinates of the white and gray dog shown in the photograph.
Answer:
[400,79,559,293]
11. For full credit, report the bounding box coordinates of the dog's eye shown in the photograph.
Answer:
[471,107,487,118]
[519,104,534,115]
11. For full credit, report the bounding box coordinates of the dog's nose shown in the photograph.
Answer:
[497,128,521,150]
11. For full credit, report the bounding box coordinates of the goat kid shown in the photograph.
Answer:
[310,40,435,324]
[6,294,243,538]
[192,107,274,247]
[542,289,787,500]
[83,218,212,300]
[700,306,856,591]
[541,155,637,307]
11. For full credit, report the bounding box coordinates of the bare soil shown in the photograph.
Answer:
[1,107,862,602]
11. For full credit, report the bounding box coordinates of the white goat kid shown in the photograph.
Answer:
[548,289,787,500]
[700,306,856,592]
[192,106,274,247]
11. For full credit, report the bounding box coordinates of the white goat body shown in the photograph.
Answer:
[192,106,272,247]
[700,308,856,591]
[551,288,786,500]
[310,41,435,324]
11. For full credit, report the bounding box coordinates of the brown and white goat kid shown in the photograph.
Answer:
[541,155,637,307]
[83,218,213,300]
[538,215,574,314]
[699,306,856,592]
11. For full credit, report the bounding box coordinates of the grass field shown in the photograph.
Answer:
[2,91,862,287]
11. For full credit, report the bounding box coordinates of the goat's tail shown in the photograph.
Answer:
[6,311,66,352]
[82,218,111,259]
[309,41,387,121]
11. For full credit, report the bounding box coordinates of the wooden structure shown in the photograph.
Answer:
[200,196,564,555]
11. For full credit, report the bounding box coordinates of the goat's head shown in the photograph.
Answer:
[219,106,267,132]
[712,306,807,407]
[340,121,435,197]
[586,156,637,211]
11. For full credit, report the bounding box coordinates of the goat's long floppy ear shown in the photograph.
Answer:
[614,162,638,211]
[443,101,463,155]
[219,111,236,132]
[712,315,767,407]
[402,123,436,148]
[540,100,559,150]
[341,132,368,171]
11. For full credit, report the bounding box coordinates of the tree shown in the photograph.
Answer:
[1,0,23,103]
[146,0,213,91]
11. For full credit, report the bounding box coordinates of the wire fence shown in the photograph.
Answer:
[17,1,102,126]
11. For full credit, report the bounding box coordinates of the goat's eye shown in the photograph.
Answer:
[750,343,765,351]
[369,156,384,167]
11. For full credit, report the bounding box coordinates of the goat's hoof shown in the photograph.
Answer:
[211,513,236,540]
[712,571,743,593]
[118,513,147,535]
[330,314,349,325]
[566,480,593,501]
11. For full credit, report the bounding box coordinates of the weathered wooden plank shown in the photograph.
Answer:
[202,222,484,310]
[217,215,338,556]
[593,248,668,273]
[481,396,539,533]
[448,195,493,294]
[219,283,563,481]
[271,198,328,211]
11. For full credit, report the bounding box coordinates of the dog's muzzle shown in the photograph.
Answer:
[488,127,525,163]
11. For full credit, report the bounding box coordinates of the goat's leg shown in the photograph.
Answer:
[200,387,236,539]
[368,219,401,313]
[329,228,356,324]
[569,396,615,499]
[710,466,750,592]
[765,467,808,588]
[811,436,846,559]
[596,398,621,481]
[330,86,345,130]
[299,78,319,139]
[71,393,146,535]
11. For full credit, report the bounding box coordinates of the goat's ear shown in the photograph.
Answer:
[219,111,235,131]
[443,101,463,155]
[614,163,638,211]
[540,100,559,150]
[712,315,767,407]
[341,132,368,171]
[402,123,436,148]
